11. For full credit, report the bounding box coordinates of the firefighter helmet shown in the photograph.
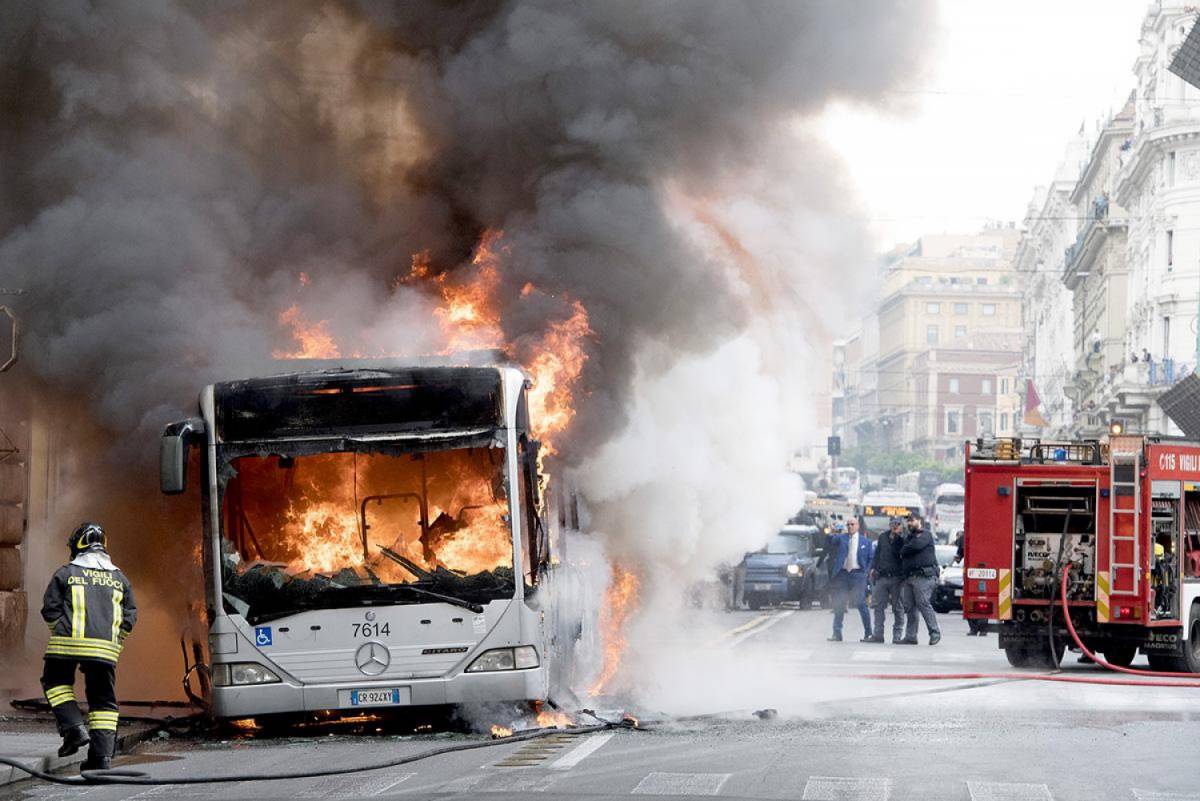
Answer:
[69,522,107,557]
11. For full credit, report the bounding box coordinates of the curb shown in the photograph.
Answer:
[0,721,163,787]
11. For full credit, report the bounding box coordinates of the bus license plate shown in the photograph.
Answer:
[753,583,773,591]
[344,688,407,707]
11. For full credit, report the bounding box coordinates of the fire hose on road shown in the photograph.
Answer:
[0,713,640,786]
[852,564,1200,687]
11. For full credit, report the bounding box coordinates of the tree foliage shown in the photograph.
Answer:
[841,445,962,484]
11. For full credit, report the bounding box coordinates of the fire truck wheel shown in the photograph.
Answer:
[1025,640,1065,669]
[1101,644,1137,668]
[1003,644,1032,668]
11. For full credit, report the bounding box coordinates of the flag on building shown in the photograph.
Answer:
[1023,379,1050,428]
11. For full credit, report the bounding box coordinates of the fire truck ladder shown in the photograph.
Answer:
[1109,450,1141,595]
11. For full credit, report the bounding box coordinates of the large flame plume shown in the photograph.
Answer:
[589,565,641,696]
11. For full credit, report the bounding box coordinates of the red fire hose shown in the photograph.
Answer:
[849,564,1200,688]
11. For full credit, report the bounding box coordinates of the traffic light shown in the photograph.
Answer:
[827,435,841,457]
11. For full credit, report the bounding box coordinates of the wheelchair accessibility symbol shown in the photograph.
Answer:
[254,627,272,647]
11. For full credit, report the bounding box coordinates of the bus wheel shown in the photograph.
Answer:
[1003,644,1031,668]
[1101,644,1137,668]
[747,596,763,611]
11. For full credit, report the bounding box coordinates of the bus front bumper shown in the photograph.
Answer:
[210,666,548,719]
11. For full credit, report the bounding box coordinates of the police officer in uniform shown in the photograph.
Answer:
[40,523,137,771]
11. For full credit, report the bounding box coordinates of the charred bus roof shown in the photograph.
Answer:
[212,366,510,443]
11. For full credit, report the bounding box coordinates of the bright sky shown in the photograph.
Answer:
[817,0,1149,250]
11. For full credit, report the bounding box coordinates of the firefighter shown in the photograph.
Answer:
[40,522,137,771]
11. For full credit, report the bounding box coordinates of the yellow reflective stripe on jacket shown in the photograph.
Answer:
[87,710,119,731]
[45,635,123,663]
[44,685,76,707]
[70,585,86,638]
[111,587,123,642]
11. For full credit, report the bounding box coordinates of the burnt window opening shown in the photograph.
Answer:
[217,444,515,624]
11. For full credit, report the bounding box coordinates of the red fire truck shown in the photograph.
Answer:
[963,435,1200,671]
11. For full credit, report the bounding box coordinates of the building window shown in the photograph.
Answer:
[979,410,994,435]
[982,303,996,316]
[1164,316,1172,355]
[945,408,960,435]
[949,378,960,393]
[1000,412,1009,431]
[954,303,968,315]
[954,325,967,339]
[977,277,988,285]
[1169,151,1177,187]
[982,378,992,394]
[1168,229,1174,270]
[1001,378,1009,394]
[926,302,940,314]
[927,325,939,345]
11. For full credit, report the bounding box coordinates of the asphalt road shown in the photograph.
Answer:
[6,605,1200,801]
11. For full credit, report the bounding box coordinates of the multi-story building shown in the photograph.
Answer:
[1108,0,1200,434]
[1014,135,1089,436]
[873,228,1023,459]
[911,349,1021,459]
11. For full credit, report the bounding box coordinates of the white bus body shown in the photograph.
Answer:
[931,482,966,540]
[162,365,567,719]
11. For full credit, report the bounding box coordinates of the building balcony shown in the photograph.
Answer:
[1061,197,1126,289]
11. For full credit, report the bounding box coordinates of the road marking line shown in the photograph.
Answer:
[631,772,730,796]
[549,732,615,770]
[730,610,795,646]
[801,776,890,801]
[1132,791,1200,801]
[967,781,1053,801]
[775,648,814,661]
[850,650,895,662]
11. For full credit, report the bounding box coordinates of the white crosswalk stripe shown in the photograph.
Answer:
[967,781,1054,801]
[1132,791,1200,801]
[295,771,415,798]
[442,773,556,793]
[549,732,615,770]
[801,776,890,801]
[851,650,894,661]
[630,772,730,796]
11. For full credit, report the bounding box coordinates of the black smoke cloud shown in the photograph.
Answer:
[1,0,933,453]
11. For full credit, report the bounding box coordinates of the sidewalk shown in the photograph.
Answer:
[0,710,178,787]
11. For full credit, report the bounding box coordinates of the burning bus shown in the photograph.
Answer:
[160,363,570,719]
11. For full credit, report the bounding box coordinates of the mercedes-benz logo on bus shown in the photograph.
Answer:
[355,642,390,676]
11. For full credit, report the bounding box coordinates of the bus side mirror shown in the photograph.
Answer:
[160,418,205,495]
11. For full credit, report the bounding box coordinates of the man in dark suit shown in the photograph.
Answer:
[827,517,874,642]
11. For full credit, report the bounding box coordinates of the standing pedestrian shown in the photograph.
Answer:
[865,516,906,643]
[899,513,941,645]
[955,531,987,635]
[41,523,137,771]
[826,518,874,642]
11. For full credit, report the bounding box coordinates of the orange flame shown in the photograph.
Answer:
[525,300,591,449]
[491,725,514,738]
[589,565,640,695]
[534,701,574,729]
[273,305,340,359]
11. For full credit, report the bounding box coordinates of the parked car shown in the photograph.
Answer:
[741,524,829,610]
[932,543,963,613]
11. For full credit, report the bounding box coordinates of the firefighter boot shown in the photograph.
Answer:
[80,730,114,772]
[58,725,89,758]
